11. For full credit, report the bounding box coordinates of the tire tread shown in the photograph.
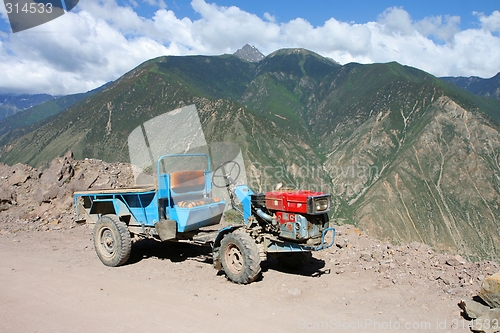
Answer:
[220,229,261,284]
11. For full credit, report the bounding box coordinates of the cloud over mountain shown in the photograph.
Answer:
[0,0,499,95]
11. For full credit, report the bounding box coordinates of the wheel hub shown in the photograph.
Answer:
[225,245,243,273]
[100,229,115,256]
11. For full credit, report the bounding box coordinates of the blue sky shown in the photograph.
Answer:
[161,0,498,30]
[0,0,499,95]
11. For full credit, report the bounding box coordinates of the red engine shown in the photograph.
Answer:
[251,190,331,242]
[264,190,331,215]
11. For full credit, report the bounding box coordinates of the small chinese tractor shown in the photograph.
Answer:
[74,154,335,284]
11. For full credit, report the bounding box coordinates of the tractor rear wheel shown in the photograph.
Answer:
[93,215,131,267]
[276,252,312,269]
[220,230,261,284]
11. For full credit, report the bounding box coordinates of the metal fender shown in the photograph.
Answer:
[89,198,137,225]
[212,225,243,270]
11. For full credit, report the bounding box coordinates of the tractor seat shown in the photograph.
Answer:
[170,170,206,193]
[177,197,221,208]
[170,170,222,207]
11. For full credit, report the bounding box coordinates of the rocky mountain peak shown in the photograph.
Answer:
[233,44,265,62]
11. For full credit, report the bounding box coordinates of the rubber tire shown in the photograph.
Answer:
[93,215,132,267]
[220,230,261,284]
[276,252,312,269]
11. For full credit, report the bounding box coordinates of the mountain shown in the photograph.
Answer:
[0,84,108,145]
[234,44,265,62]
[0,93,56,121]
[1,48,500,262]
[441,72,500,99]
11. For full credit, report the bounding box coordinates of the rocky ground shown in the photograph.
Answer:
[1,154,499,332]
[0,151,134,234]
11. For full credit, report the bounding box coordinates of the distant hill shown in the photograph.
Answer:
[1,49,500,262]
[0,84,109,146]
[441,72,500,99]
[0,94,55,121]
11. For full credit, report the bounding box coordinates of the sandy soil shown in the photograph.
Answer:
[0,223,483,333]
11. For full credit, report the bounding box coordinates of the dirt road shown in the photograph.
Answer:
[0,223,477,333]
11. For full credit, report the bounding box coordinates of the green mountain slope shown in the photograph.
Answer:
[1,49,499,261]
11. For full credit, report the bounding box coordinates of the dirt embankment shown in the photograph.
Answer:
[0,151,134,234]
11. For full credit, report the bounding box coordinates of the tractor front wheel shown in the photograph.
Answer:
[220,230,261,284]
[93,215,131,267]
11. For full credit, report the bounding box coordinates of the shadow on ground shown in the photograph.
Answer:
[263,255,330,279]
[126,238,330,281]
[127,238,213,265]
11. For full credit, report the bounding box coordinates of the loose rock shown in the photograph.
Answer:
[459,298,490,319]
[470,308,500,333]
[479,271,500,308]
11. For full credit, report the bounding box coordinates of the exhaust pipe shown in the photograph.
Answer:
[256,208,277,225]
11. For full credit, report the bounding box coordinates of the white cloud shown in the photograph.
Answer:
[368,9,500,78]
[475,10,500,33]
[378,7,415,36]
[190,0,281,53]
[264,12,275,23]
[0,0,499,95]
[152,9,197,51]
[415,15,461,43]
[0,7,169,94]
[142,0,167,10]
[77,0,152,36]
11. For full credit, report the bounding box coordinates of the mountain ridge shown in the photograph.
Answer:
[441,72,500,99]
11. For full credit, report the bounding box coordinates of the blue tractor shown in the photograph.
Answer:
[74,153,335,284]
